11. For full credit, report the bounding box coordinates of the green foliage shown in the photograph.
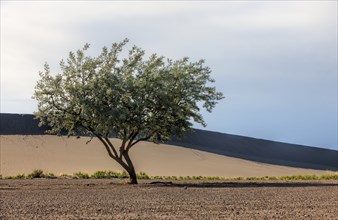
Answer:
[279,174,320,181]
[246,176,265,181]
[267,176,278,180]
[91,171,112,179]
[73,172,90,179]
[320,173,338,180]
[4,170,56,179]
[117,171,129,179]
[150,175,226,181]
[90,170,129,179]
[14,174,26,179]
[5,174,26,179]
[27,169,44,179]
[232,177,244,181]
[2,171,338,181]
[137,172,150,180]
[25,170,56,179]
[33,39,223,142]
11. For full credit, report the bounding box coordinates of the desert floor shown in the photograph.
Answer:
[1,179,337,219]
[0,135,333,178]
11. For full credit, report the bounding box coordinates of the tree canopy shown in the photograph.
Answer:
[33,39,224,183]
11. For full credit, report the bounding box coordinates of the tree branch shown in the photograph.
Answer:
[127,135,151,151]
[126,132,139,151]
[85,126,119,159]
[93,133,117,160]
[104,137,119,158]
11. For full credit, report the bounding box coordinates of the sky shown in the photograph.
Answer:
[1,1,337,150]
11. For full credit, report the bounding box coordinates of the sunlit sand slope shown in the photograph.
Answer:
[0,135,332,177]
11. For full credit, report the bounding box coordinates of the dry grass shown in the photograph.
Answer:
[2,170,337,181]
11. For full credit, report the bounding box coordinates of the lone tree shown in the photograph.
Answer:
[33,39,224,184]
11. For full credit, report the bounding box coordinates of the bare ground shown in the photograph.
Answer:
[0,179,337,220]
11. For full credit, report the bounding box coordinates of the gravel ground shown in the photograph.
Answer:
[1,179,337,219]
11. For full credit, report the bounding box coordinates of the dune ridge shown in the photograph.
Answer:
[1,113,337,170]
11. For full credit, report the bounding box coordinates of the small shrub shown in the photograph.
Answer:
[91,171,110,179]
[5,174,26,179]
[109,171,124,178]
[246,176,259,181]
[268,176,278,180]
[151,175,226,181]
[5,176,14,179]
[116,171,129,179]
[137,172,150,180]
[152,176,164,180]
[45,172,57,179]
[192,176,202,180]
[15,174,26,179]
[73,172,89,179]
[171,176,179,180]
[231,177,244,180]
[91,170,123,179]
[320,173,338,180]
[278,174,332,181]
[27,169,45,179]
[302,175,318,180]
[214,176,225,180]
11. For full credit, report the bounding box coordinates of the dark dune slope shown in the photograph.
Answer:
[1,113,337,170]
[0,113,48,135]
[169,130,338,170]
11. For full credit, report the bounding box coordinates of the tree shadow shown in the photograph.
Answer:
[147,181,338,188]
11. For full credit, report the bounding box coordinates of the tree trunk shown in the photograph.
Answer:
[123,151,138,184]
[94,135,139,184]
[126,167,138,184]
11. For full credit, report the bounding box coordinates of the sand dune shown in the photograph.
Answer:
[1,113,336,177]
[0,135,333,177]
[1,113,337,171]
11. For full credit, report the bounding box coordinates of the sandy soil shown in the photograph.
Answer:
[0,135,332,178]
[1,179,337,219]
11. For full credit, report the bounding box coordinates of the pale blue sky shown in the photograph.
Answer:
[1,1,337,150]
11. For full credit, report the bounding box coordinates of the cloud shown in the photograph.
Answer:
[208,2,334,30]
